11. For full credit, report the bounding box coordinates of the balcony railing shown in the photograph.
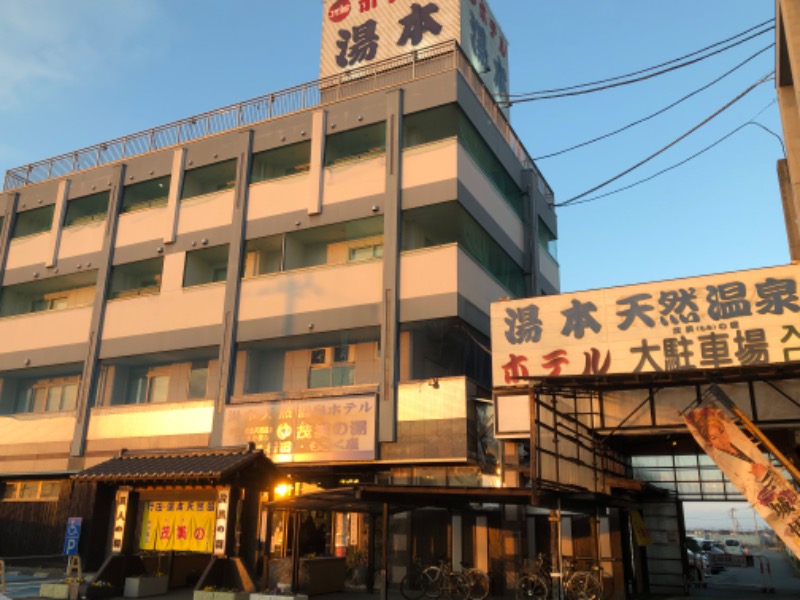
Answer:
[4,41,537,191]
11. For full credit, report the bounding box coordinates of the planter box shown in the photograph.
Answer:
[40,583,72,599]
[124,576,169,598]
[251,595,308,600]
[194,591,249,600]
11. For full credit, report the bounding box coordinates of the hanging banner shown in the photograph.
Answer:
[684,403,800,556]
[139,500,215,553]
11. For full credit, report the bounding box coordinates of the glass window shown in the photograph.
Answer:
[121,176,170,213]
[325,122,386,166]
[538,218,558,261]
[108,258,163,299]
[244,235,283,278]
[402,202,526,297]
[1,482,18,501]
[1,480,62,502]
[188,362,209,399]
[64,191,108,227]
[12,205,54,238]
[18,482,40,499]
[309,345,355,389]
[251,141,311,182]
[148,375,169,403]
[284,216,383,271]
[181,160,237,200]
[403,105,459,148]
[40,482,61,499]
[0,271,98,317]
[183,245,229,287]
[12,377,81,414]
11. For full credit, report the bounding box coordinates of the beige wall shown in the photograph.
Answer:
[177,190,234,235]
[247,175,310,221]
[6,232,51,270]
[238,260,383,323]
[0,306,92,354]
[402,139,458,189]
[323,155,386,204]
[58,221,105,260]
[116,205,169,248]
[103,284,225,340]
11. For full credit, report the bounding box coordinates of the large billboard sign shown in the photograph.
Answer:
[491,265,800,385]
[321,0,509,106]
[222,395,376,463]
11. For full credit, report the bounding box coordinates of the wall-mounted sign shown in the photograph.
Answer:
[139,500,215,553]
[222,395,376,463]
[492,265,800,384]
[63,517,82,556]
[214,487,230,556]
[111,489,129,553]
[321,0,509,108]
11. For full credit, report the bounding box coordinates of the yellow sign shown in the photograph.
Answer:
[630,509,652,547]
[139,500,215,553]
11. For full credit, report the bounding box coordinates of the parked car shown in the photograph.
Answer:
[724,537,743,554]
[695,538,726,573]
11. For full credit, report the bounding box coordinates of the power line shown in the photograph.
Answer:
[558,98,779,208]
[555,74,775,207]
[533,43,774,161]
[507,27,773,104]
[508,18,773,97]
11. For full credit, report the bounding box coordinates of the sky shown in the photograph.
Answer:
[0,0,785,531]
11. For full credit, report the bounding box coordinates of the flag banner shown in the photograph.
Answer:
[139,500,215,553]
[684,403,800,556]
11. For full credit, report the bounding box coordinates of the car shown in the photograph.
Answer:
[724,537,743,554]
[695,538,726,573]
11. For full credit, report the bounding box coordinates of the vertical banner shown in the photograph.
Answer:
[685,403,800,556]
[214,487,231,556]
[112,489,129,553]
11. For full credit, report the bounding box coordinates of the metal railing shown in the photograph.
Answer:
[3,40,536,192]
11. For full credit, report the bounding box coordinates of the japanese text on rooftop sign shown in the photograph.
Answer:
[491,265,800,384]
[320,0,509,105]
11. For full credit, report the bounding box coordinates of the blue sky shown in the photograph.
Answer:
[0,1,783,293]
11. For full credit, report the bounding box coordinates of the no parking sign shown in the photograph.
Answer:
[63,517,82,556]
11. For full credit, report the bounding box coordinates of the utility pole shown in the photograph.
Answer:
[729,508,739,535]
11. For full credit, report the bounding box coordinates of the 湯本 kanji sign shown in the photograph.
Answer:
[321,0,509,107]
[491,265,800,384]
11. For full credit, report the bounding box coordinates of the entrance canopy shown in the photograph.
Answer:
[74,444,279,486]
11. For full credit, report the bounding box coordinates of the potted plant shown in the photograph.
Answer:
[345,547,368,586]
[194,586,249,600]
[124,571,169,598]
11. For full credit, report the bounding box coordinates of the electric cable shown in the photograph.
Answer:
[555,73,775,207]
[508,28,773,104]
[533,43,774,161]
[560,98,779,207]
[508,18,773,97]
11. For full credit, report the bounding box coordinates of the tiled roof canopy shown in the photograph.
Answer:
[74,445,276,484]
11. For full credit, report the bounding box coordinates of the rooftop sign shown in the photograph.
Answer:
[321,0,509,107]
[491,264,800,385]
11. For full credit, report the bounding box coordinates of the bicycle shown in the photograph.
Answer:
[400,558,427,600]
[460,561,490,600]
[562,559,602,600]
[516,553,551,600]
[420,559,472,600]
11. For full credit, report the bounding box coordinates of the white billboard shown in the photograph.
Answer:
[491,264,800,385]
[320,0,509,105]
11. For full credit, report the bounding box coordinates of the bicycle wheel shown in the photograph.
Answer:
[565,572,602,600]
[421,566,443,598]
[401,573,427,600]
[446,572,472,600]
[516,574,549,600]
[467,569,490,600]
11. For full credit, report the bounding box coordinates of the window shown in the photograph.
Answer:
[402,202,526,297]
[12,205,54,238]
[181,160,237,201]
[243,235,283,278]
[14,377,79,414]
[251,141,311,182]
[183,245,229,287]
[108,258,163,299]
[2,480,62,502]
[309,345,355,389]
[121,176,170,213]
[64,191,109,226]
[0,271,98,317]
[127,366,170,404]
[348,243,383,261]
[325,122,386,166]
[188,361,209,399]
[538,218,558,261]
[403,104,526,219]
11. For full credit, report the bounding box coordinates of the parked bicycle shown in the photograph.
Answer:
[420,559,472,600]
[460,561,490,600]
[516,553,551,600]
[400,557,428,600]
[516,554,605,600]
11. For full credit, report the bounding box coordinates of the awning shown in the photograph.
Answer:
[74,444,278,485]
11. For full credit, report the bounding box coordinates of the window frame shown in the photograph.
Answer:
[2,480,63,502]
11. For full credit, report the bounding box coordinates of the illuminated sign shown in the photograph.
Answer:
[491,264,800,384]
[222,395,376,463]
[320,0,509,107]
